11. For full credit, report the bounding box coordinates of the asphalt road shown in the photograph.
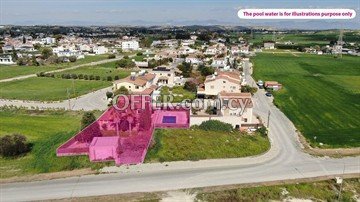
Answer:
[1,60,359,201]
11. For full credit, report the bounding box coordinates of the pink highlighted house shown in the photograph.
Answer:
[57,95,190,165]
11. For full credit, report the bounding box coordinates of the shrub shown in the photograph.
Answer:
[84,75,89,80]
[123,55,129,59]
[95,75,101,80]
[71,74,78,79]
[184,81,197,92]
[0,134,31,157]
[64,74,71,79]
[106,91,113,99]
[198,120,233,132]
[68,56,77,62]
[114,75,120,80]
[106,76,113,81]
[241,85,258,94]
[256,126,268,136]
[89,75,95,80]
[136,52,143,56]
[114,86,129,95]
[108,54,116,59]
[81,112,96,130]
[37,72,46,77]
[78,74,84,79]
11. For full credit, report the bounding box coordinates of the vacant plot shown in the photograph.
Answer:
[0,55,108,80]
[0,108,107,178]
[0,77,110,101]
[159,86,196,103]
[54,63,131,80]
[253,53,360,148]
[145,129,269,162]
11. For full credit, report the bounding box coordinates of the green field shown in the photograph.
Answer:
[159,86,196,103]
[145,129,269,162]
[253,53,360,148]
[0,77,110,101]
[54,62,131,79]
[0,108,103,178]
[249,30,360,47]
[0,55,109,80]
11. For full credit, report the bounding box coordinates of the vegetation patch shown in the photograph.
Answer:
[253,53,360,148]
[145,128,269,162]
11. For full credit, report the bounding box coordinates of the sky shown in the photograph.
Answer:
[1,0,360,29]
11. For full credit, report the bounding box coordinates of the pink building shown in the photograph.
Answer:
[57,95,189,165]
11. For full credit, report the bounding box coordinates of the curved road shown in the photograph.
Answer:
[1,61,359,201]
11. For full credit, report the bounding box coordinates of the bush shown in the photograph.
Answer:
[256,126,268,136]
[81,112,96,130]
[108,54,116,59]
[37,72,46,77]
[84,75,89,80]
[184,81,197,92]
[136,52,143,56]
[114,86,129,95]
[78,74,84,79]
[71,74,78,79]
[107,76,113,81]
[68,56,77,62]
[0,134,31,157]
[95,75,101,80]
[241,85,258,94]
[198,120,233,132]
[114,75,120,80]
[89,75,95,80]
[106,91,113,99]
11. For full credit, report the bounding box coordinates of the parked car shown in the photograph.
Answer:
[265,92,272,97]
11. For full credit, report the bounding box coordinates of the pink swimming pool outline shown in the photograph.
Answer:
[56,95,190,165]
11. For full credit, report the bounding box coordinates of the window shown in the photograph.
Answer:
[135,86,139,89]
[167,74,171,76]
[223,81,226,83]
[129,86,131,88]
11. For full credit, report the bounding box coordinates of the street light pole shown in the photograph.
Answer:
[267,110,271,128]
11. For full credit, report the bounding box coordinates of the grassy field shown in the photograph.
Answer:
[0,77,110,101]
[145,129,269,162]
[249,30,360,47]
[0,108,106,178]
[195,178,360,202]
[159,86,196,103]
[0,55,109,80]
[54,62,131,80]
[253,53,360,148]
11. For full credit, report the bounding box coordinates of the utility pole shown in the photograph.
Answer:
[337,29,344,58]
[267,110,271,128]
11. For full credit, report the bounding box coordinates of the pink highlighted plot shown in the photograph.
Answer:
[56,95,189,165]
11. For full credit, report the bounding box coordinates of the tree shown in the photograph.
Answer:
[114,86,129,95]
[184,81,197,92]
[198,64,214,76]
[41,47,53,59]
[11,47,18,61]
[0,134,31,157]
[177,62,192,77]
[68,56,77,62]
[106,91,113,99]
[198,120,233,132]
[22,36,26,44]
[81,112,96,130]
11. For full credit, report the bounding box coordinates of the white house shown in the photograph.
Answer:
[93,46,108,55]
[150,66,176,87]
[113,71,156,94]
[264,41,275,49]
[218,91,253,123]
[0,55,15,65]
[197,71,242,97]
[211,57,227,68]
[122,40,140,51]
[41,37,56,45]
